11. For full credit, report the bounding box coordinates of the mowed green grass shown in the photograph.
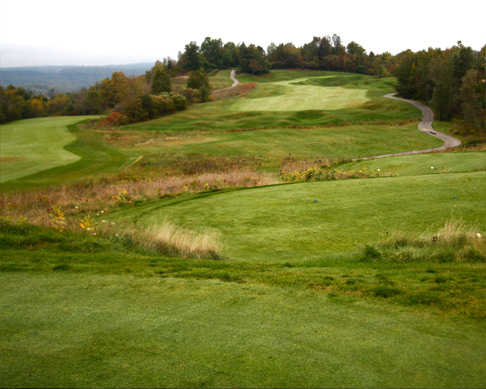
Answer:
[0,117,133,189]
[2,272,486,388]
[0,116,96,183]
[114,170,486,262]
[233,77,369,111]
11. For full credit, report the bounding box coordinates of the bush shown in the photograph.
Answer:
[119,97,149,123]
[182,88,199,103]
[172,94,187,111]
[151,94,175,116]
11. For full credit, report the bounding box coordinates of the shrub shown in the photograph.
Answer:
[182,87,199,103]
[151,94,175,116]
[171,94,187,111]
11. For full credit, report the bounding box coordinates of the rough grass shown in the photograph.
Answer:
[363,220,485,264]
[0,116,97,183]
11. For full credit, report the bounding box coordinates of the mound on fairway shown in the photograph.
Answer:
[114,171,486,262]
[0,116,96,183]
[232,77,369,111]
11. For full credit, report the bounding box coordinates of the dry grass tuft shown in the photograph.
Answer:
[370,220,485,263]
[433,219,479,243]
[102,222,222,259]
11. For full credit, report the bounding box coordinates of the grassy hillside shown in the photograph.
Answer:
[0,70,440,188]
[125,71,420,133]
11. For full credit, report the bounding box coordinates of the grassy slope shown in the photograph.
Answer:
[125,71,421,133]
[113,170,486,262]
[0,116,94,183]
[114,71,440,175]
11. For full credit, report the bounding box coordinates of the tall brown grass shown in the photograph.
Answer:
[101,222,222,259]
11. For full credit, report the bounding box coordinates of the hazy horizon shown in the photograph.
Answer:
[2,0,485,68]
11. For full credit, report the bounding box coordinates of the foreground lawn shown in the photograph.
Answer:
[0,116,96,183]
[1,272,485,388]
[113,171,486,262]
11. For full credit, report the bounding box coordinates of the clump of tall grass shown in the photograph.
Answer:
[101,222,222,260]
[362,220,485,263]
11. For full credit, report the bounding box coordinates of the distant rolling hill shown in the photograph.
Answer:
[0,63,153,95]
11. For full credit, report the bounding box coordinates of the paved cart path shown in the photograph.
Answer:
[353,93,461,161]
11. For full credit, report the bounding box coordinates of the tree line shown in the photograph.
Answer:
[176,35,394,76]
[394,42,485,133]
[1,36,484,131]
[0,63,214,125]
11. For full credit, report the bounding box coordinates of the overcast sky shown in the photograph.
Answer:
[1,0,485,67]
